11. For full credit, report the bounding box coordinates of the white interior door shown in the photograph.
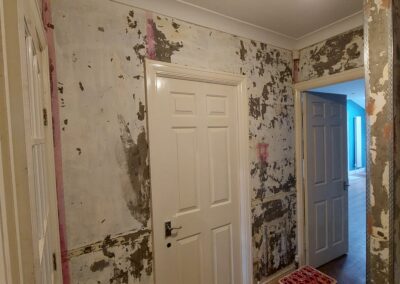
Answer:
[23,32,61,284]
[304,92,348,267]
[148,75,242,284]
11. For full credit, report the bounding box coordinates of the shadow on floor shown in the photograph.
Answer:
[318,172,366,284]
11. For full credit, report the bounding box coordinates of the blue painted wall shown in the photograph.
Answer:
[347,100,367,170]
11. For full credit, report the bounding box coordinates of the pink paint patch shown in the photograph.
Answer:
[257,143,269,162]
[41,1,70,283]
[146,12,156,60]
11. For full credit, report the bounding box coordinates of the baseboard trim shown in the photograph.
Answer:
[258,264,296,284]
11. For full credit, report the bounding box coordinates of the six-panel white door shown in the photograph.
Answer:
[148,76,242,284]
[304,92,348,267]
[24,35,61,283]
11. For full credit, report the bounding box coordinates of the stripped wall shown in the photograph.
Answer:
[364,0,395,282]
[51,0,383,281]
[298,27,364,82]
[393,0,400,282]
[51,0,295,282]
[298,4,400,282]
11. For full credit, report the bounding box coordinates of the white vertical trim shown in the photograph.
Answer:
[354,116,362,168]
[0,0,62,282]
[145,59,252,284]
[293,67,364,267]
[0,140,12,284]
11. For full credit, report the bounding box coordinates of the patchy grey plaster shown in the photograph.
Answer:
[117,115,150,226]
[364,0,393,282]
[298,27,364,82]
[68,229,152,283]
[252,194,296,279]
[393,0,400,282]
[148,19,183,63]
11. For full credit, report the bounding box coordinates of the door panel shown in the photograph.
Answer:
[304,92,348,267]
[175,128,199,213]
[212,224,233,284]
[149,76,241,284]
[208,127,231,205]
[24,34,61,283]
[177,234,202,284]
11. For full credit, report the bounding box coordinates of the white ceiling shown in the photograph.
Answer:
[113,0,364,49]
[178,0,363,39]
[311,79,366,108]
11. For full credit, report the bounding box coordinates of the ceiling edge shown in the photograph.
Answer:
[110,0,296,50]
[110,0,363,52]
[293,11,364,50]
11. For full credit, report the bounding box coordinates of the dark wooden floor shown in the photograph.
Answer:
[318,172,366,284]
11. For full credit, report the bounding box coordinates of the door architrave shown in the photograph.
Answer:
[293,67,365,266]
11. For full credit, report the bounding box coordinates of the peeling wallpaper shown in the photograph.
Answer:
[50,0,374,281]
[364,0,394,283]
[298,27,364,82]
[393,0,400,282]
[52,0,296,282]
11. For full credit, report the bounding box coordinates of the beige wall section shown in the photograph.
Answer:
[364,0,395,282]
[393,0,400,282]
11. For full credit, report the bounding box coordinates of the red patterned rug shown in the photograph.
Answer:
[279,266,337,284]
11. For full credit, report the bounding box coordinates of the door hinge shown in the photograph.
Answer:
[52,252,57,271]
[43,108,48,126]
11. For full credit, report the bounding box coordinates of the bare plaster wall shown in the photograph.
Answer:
[52,0,296,282]
[393,0,400,282]
[298,6,400,282]
[298,27,364,82]
[51,0,372,281]
[364,0,395,282]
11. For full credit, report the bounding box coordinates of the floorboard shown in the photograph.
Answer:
[318,171,366,284]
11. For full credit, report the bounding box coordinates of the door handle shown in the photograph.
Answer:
[165,221,182,237]
[344,181,350,191]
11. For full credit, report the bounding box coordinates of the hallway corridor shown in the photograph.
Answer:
[318,171,366,283]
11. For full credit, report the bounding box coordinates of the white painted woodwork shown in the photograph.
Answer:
[303,92,348,267]
[0,0,62,282]
[354,116,362,168]
[24,34,60,284]
[0,141,11,284]
[147,62,248,284]
[293,68,364,267]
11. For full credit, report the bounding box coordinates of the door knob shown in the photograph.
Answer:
[344,181,350,191]
[165,221,182,237]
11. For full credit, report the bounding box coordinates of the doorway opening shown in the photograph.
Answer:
[310,78,366,283]
[145,60,252,284]
[294,68,366,284]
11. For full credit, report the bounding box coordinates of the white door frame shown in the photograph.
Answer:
[0,140,12,284]
[0,0,62,282]
[145,59,252,284]
[293,67,364,266]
